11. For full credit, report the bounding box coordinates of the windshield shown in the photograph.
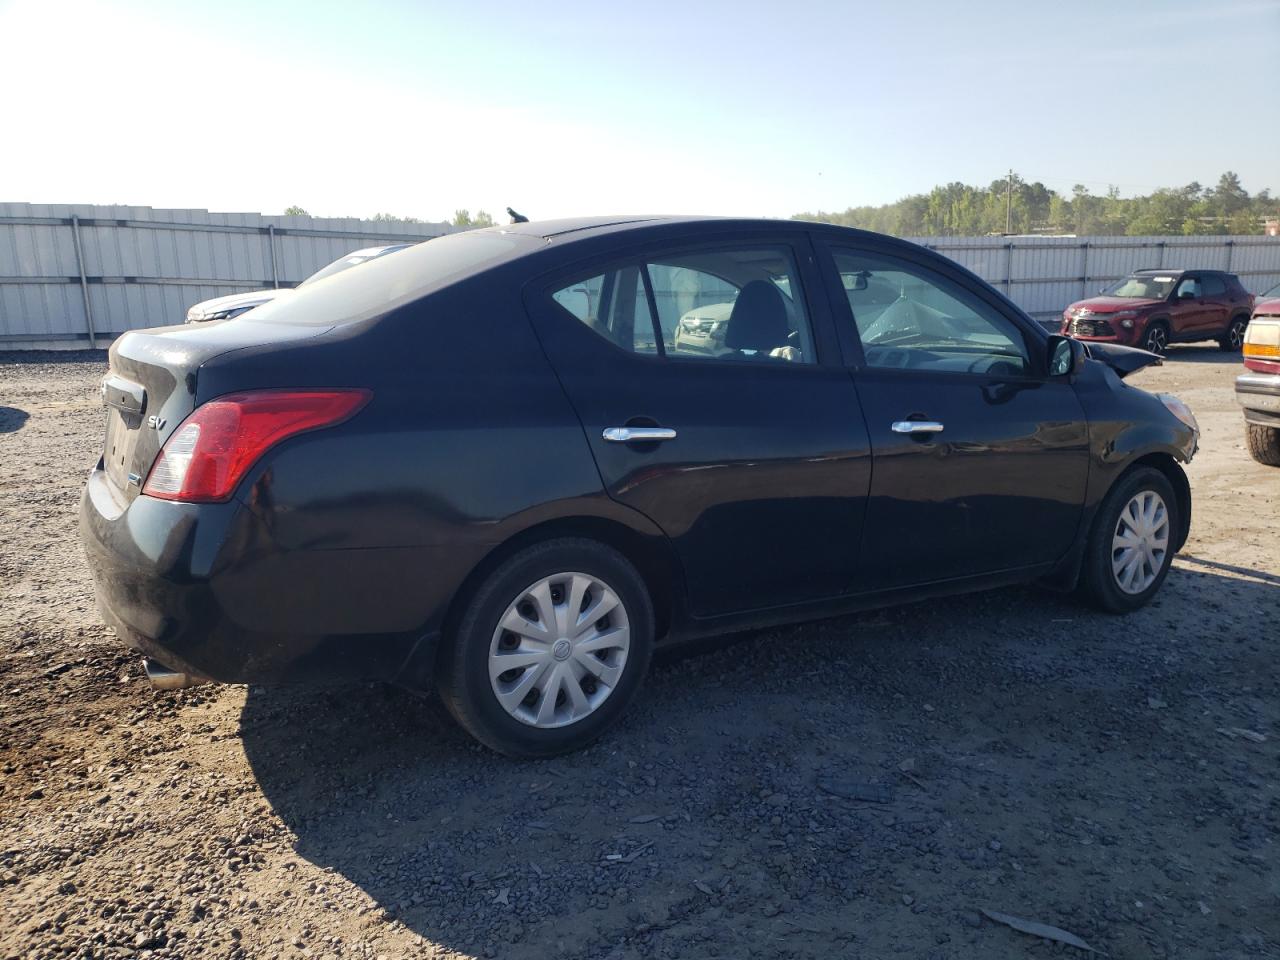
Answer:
[1104,275,1176,299]
[300,244,414,286]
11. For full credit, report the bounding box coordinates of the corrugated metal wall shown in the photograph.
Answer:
[2,204,1278,348]
[912,235,1280,322]
[0,203,460,348]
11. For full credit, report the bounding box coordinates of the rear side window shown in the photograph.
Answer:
[550,246,815,364]
[1201,275,1226,296]
[552,267,658,354]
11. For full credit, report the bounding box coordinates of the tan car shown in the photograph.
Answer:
[1237,285,1280,465]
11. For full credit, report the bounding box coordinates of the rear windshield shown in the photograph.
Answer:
[250,232,528,326]
[299,245,412,286]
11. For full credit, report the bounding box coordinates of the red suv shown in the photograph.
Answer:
[1061,269,1254,355]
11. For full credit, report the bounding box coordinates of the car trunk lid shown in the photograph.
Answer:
[99,319,330,500]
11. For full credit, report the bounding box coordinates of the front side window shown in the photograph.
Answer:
[550,246,815,364]
[833,249,1030,376]
[1175,276,1202,299]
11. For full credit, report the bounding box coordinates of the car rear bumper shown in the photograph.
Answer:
[79,465,444,688]
[1236,372,1280,425]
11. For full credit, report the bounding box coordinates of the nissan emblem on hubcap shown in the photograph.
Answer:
[488,572,632,728]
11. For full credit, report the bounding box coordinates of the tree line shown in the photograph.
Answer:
[282,207,497,227]
[794,172,1277,237]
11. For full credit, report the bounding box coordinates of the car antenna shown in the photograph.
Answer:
[507,207,529,224]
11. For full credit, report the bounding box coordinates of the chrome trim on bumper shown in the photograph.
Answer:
[1236,372,1280,414]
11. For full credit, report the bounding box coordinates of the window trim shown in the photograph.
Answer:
[529,236,835,370]
[814,237,1053,380]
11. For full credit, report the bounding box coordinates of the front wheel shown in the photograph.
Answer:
[438,538,654,758]
[1218,317,1248,352]
[1141,323,1169,356]
[1245,423,1280,466]
[1078,467,1179,613]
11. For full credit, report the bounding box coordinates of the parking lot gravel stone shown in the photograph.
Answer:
[1,347,1276,958]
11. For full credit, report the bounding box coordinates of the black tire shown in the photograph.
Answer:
[1245,423,1280,466]
[437,538,654,758]
[1078,467,1179,613]
[1218,316,1249,352]
[1141,322,1169,355]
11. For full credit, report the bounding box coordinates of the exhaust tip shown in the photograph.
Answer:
[142,657,208,691]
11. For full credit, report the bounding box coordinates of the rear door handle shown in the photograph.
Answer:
[891,420,944,434]
[603,426,678,443]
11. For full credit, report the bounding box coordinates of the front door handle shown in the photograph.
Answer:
[891,420,944,434]
[603,426,678,443]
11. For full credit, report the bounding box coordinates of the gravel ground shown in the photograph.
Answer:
[1,347,1277,960]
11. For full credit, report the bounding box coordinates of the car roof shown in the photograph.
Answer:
[1132,268,1232,277]
[486,215,815,242]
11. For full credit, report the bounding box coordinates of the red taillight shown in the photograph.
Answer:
[142,389,371,502]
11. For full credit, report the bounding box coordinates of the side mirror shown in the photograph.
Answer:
[1178,290,1196,300]
[1047,334,1084,378]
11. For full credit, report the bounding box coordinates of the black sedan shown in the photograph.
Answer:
[81,217,1199,757]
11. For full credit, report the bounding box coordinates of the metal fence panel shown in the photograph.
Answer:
[911,234,1280,321]
[2,204,1278,347]
[0,203,459,346]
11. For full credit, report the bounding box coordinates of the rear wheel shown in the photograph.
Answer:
[1218,317,1248,352]
[1245,423,1280,466]
[1078,467,1178,613]
[1141,322,1169,355]
[438,538,654,757]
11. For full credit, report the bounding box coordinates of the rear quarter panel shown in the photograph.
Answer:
[220,273,609,550]
[195,269,643,638]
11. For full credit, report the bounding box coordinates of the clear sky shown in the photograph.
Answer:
[2,0,1277,221]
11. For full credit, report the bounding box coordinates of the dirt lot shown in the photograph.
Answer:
[1,347,1277,960]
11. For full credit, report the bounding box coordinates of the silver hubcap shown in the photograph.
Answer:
[488,572,630,728]
[1111,490,1170,594]
[1147,328,1167,353]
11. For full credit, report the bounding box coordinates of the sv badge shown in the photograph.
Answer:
[147,415,167,430]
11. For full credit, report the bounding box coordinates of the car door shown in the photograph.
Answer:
[1170,274,1214,338]
[525,234,872,618]
[815,239,1090,591]
[1197,274,1232,334]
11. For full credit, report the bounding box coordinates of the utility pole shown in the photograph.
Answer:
[1005,169,1013,235]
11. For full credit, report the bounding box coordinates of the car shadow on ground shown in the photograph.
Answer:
[1161,344,1240,364]
[239,565,1279,959]
[0,407,29,434]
